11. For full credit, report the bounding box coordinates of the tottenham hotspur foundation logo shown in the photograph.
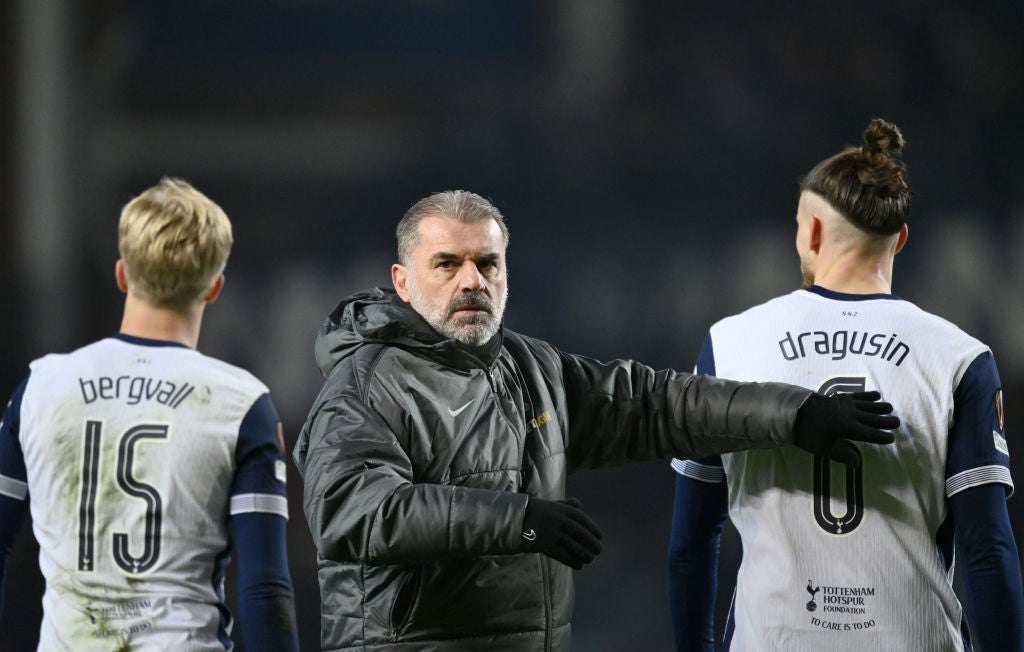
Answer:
[806,579,820,612]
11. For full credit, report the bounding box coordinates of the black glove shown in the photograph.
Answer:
[793,391,899,467]
[520,497,603,570]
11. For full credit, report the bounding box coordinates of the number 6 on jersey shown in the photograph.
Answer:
[813,377,867,535]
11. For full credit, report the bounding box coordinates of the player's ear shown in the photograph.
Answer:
[809,216,823,253]
[894,224,909,254]
[392,264,412,302]
[203,274,225,304]
[115,259,129,293]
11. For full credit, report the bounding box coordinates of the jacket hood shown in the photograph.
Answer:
[314,287,503,376]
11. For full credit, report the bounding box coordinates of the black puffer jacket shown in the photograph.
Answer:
[294,288,810,651]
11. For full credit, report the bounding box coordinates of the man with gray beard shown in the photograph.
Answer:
[293,189,899,652]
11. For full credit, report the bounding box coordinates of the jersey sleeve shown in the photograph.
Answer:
[0,375,31,615]
[667,330,729,650]
[231,512,299,651]
[695,331,716,377]
[672,332,725,478]
[672,456,726,483]
[946,351,1013,497]
[230,393,289,520]
[0,375,29,503]
[668,471,730,651]
[949,483,1024,651]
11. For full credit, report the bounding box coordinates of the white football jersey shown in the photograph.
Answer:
[673,287,1012,651]
[0,334,289,651]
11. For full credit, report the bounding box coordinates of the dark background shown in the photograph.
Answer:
[1,2,1022,650]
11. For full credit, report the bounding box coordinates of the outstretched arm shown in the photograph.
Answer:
[522,332,897,470]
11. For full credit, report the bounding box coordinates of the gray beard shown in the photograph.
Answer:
[409,285,507,346]
[441,312,501,346]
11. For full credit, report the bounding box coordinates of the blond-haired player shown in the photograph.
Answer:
[0,178,299,651]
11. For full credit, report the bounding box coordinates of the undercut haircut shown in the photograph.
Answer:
[800,118,911,236]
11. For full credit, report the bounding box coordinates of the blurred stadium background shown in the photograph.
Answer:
[1,2,1021,650]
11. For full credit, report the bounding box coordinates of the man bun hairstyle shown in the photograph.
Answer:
[800,118,911,236]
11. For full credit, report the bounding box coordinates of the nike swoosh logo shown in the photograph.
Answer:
[447,400,474,417]
[522,529,537,542]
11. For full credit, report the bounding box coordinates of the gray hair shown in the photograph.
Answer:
[396,190,509,265]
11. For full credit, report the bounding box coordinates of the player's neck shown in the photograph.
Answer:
[119,294,204,349]
[812,255,894,295]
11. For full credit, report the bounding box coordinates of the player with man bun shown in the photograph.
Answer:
[668,119,1024,651]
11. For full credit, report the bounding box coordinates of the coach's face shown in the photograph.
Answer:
[392,213,508,346]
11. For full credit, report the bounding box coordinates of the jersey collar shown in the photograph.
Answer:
[112,333,191,349]
[802,285,901,301]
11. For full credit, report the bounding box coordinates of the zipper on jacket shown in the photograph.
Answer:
[388,566,421,641]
